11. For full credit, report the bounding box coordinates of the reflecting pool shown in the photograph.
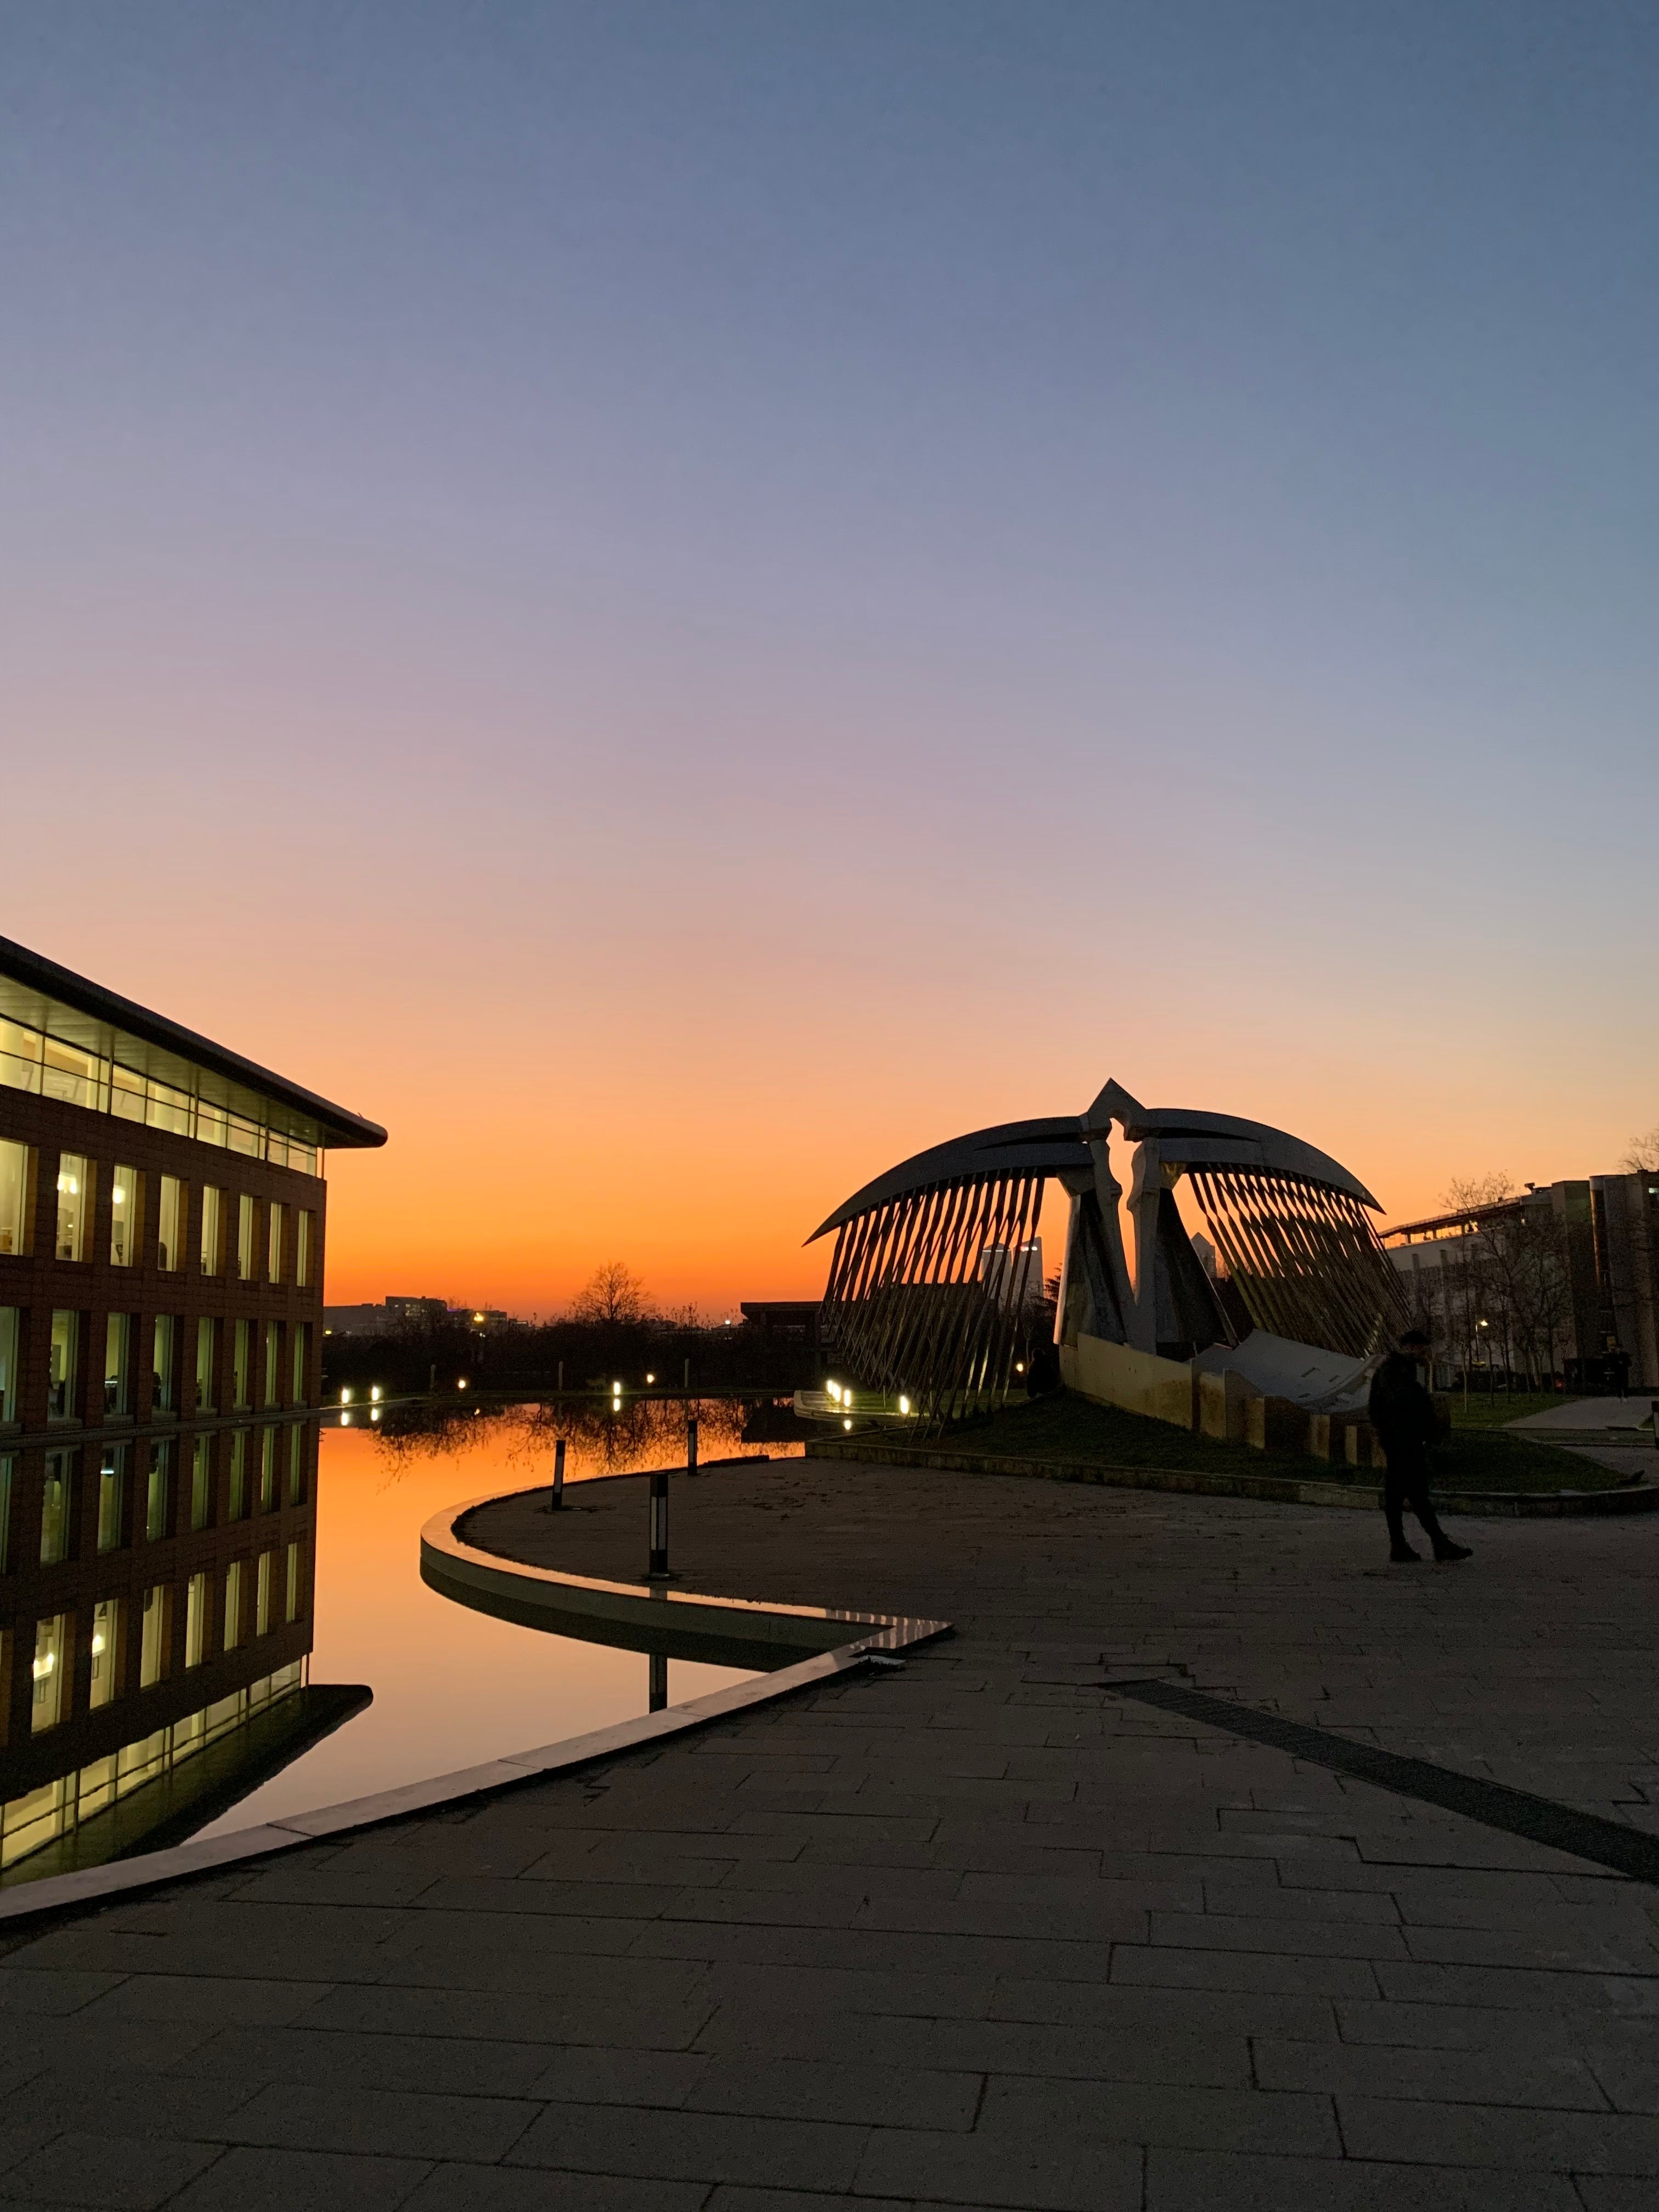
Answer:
[0,1398,803,1886]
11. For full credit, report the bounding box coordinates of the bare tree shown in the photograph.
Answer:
[1621,1125,1659,1175]
[571,1261,653,1327]
[1442,1172,1515,1212]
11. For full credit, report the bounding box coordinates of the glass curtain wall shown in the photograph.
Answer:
[109,1169,141,1266]
[55,1156,91,1261]
[0,1139,27,1256]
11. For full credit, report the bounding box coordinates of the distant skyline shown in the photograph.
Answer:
[4,3,1655,1311]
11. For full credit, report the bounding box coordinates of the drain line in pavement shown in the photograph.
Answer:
[1109,1677,1659,1887]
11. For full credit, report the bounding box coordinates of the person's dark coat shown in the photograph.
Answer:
[1368,1351,1438,1462]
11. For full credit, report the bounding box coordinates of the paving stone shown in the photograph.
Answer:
[506,2101,867,2190]
[685,2055,980,2130]
[400,2166,708,2210]
[203,2081,539,2161]
[1110,1942,1380,1997]
[853,2124,1142,2210]
[167,2144,432,2210]
[0,2130,222,2208]
[980,2072,1340,2155]
[528,2047,709,2108]
[0,1973,126,2018]
[1255,2035,1609,2108]
[185,2023,553,2097]
[293,1981,716,2051]
[87,1977,335,2028]
[1337,2092,1659,2173]
[1146,2146,1582,2207]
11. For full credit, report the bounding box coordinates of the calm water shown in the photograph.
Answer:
[4,1401,805,1883]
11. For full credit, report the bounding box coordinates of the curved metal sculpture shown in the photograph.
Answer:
[809,1080,1405,1419]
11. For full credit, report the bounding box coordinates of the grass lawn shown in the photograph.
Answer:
[934,1390,1623,1496]
[1448,1391,1584,1430]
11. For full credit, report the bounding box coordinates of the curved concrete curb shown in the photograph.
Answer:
[816,1437,1659,1517]
[0,1491,949,1933]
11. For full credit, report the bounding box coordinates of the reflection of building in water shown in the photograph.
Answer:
[0,935,386,1876]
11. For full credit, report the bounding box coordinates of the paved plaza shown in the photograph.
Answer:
[2,1454,1657,2210]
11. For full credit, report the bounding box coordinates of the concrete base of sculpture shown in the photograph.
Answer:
[1062,1335,1196,1430]
[1064,1329,1380,1461]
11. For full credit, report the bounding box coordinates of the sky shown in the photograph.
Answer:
[3,2,1655,1313]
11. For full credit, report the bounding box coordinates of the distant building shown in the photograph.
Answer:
[322,1297,504,1338]
[1385,1172,1659,1390]
[739,1300,822,1353]
[0,933,385,1877]
[978,1239,1046,1307]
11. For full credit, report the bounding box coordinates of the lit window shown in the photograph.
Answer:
[287,1423,304,1505]
[0,1307,18,1426]
[290,1321,310,1406]
[0,1138,29,1257]
[110,1167,142,1266]
[89,1598,122,1708]
[236,1194,254,1281]
[55,1155,92,1262]
[0,1454,11,1572]
[195,1317,217,1412]
[97,1443,127,1553]
[232,1320,252,1410]
[157,1176,184,1272]
[296,1210,314,1288]
[264,1322,282,1408]
[152,1314,177,1413]
[0,1019,43,1096]
[259,1427,277,1511]
[199,1186,223,1276]
[31,1615,67,1731]
[184,1573,207,1667]
[285,1540,301,1623]
[191,1434,212,1531]
[228,1429,249,1519]
[41,1037,103,1111]
[145,1442,172,1541]
[48,1310,79,1423]
[40,1449,76,1565]
[256,1550,273,1635]
[223,1560,244,1651]
[139,1584,169,1685]
[104,1313,134,1418]
[268,1202,284,1284]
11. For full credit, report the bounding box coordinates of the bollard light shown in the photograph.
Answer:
[843,1417,853,1431]
[898,1395,910,1415]
[370,1385,382,1403]
[340,1388,352,1406]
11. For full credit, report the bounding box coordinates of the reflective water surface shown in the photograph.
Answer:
[2,1398,803,1884]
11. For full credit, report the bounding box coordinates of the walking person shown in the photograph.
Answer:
[1368,1327,1471,1565]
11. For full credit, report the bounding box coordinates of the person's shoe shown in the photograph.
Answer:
[1390,1545,1423,1564]
[1434,1542,1473,1562]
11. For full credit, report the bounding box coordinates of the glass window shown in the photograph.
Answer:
[267,1203,284,1284]
[48,1310,80,1422]
[152,1314,177,1413]
[40,1449,76,1564]
[256,1549,273,1635]
[264,1323,281,1408]
[287,1424,304,1505]
[258,1427,276,1511]
[42,1037,103,1112]
[97,1444,127,1552]
[110,1167,142,1266]
[145,1442,172,1542]
[157,1176,184,1272]
[232,1319,252,1410]
[227,1429,247,1519]
[296,1209,314,1288]
[197,1101,229,1149]
[199,1186,222,1276]
[0,1454,12,1572]
[191,1435,212,1531]
[145,1078,191,1136]
[223,1560,244,1651]
[31,1616,67,1732]
[229,1115,261,1159]
[290,1321,310,1406]
[55,1155,92,1262]
[104,1313,134,1417]
[139,1584,169,1685]
[0,1019,43,1095]
[184,1573,207,1667]
[0,1308,17,1425]
[111,1064,145,1122]
[285,1541,300,1623]
[236,1194,254,1281]
[195,1317,217,1410]
[90,1599,121,1708]
[0,1140,31,1258]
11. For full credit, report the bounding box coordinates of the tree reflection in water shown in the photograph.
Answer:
[364,1396,805,1487]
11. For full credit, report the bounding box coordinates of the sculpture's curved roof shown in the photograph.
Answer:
[808,1085,1379,1243]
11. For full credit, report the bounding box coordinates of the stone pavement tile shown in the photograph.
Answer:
[186,2023,554,2097]
[0,2130,221,2208]
[690,2008,928,2068]
[413,1877,685,1920]
[1148,1909,1407,1960]
[710,1859,962,1903]
[88,1976,334,2027]
[1402,1923,1659,1974]
[928,2016,1252,2087]
[685,2056,980,2131]
[1255,2035,1608,2108]
[168,2144,432,2211]
[385,1908,649,1959]
[991,1973,1339,2041]
[378,1942,707,2000]
[0,1972,125,2017]
[0,2072,258,2146]
[507,2101,867,2191]
[1333,1998,1580,2050]
[704,2191,916,2212]
[1197,1882,1402,1925]
[650,1888,866,1932]
[15,1922,392,1988]
[849,1893,1149,1944]
[1145,2146,1581,2209]
[294,1980,716,2051]
[527,2048,709,2108]
[981,2073,1339,2156]
[1373,1962,1659,2015]
[205,2081,538,2162]
[1585,2044,1659,2115]
[633,1920,1112,1987]
[695,1965,994,2021]
[1337,2093,1659,2173]
[958,1867,1200,1912]
[400,2163,708,2210]
[223,1863,443,1912]
[0,2014,216,2078]
[1576,2180,1659,2211]
[853,2125,1141,2211]
[1110,1943,1379,1997]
